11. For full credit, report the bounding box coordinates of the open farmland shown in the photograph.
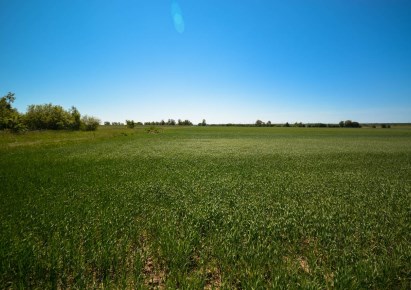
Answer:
[0,126,410,289]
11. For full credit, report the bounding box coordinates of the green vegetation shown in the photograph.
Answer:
[1,126,410,288]
[0,93,25,132]
[0,93,100,132]
[126,120,136,129]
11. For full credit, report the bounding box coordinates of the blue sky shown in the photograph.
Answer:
[1,0,410,123]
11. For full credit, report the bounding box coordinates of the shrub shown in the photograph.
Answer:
[255,120,264,127]
[81,115,100,131]
[69,106,81,130]
[178,119,193,126]
[145,126,161,134]
[0,92,25,131]
[339,120,361,128]
[24,104,74,130]
[126,120,135,129]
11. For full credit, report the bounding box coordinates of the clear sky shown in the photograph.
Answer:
[1,0,410,124]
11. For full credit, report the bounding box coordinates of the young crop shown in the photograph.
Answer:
[1,126,410,288]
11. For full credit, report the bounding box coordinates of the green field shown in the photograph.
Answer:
[1,126,410,289]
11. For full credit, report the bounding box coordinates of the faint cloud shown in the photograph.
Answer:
[171,1,185,34]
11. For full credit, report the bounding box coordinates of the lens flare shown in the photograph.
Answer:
[171,1,185,34]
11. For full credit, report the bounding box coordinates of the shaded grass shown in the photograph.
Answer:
[1,126,411,288]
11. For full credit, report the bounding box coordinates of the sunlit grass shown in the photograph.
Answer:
[1,126,410,288]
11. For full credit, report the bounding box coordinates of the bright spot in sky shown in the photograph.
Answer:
[171,1,185,34]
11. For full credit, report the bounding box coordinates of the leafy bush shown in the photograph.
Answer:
[0,93,22,130]
[1,93,103,133]
[177,119,193,126]
[24,104,75,130]
[126,120,135,129]
[145,126,161,134]
[69,106,82,130]
[167,119,176,125]
[81,115,100,131]
[200,119,207,126]
[339,120,361,128]
[255,120,264,127]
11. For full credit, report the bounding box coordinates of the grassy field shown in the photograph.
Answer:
[1,126,410,289]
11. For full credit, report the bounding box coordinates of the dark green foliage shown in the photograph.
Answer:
[340,120,361,128]
[25,104,74,130]
[255,119,264,126]
[80,115,100,131]
[70,106,81,130]
[177,119,193,126]
[0,94,101,132]
[0,92,26,132]
[0,93,16,129]
[126,120,135,129]
[307,123,327,127]
[144,119,181,126]
[24,104,89,131]
[145,126,161,134]
[198,119,207,126]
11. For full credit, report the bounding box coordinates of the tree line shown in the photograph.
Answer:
[0,93,100,132]
[107,119,367,128]
[2,92,383,132]
[107,119,202,128]
[254,120,362,128]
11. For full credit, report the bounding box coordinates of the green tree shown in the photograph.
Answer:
[81,115,100,131]
[70,106,81,130]
[0,92,16,128]
[255,120,264,127]
[25,104,73,130]
[0,92,26,132]
[344,120,353,127]
[126,120,135,128]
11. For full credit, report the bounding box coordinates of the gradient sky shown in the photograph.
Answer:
[1,0,410,123]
